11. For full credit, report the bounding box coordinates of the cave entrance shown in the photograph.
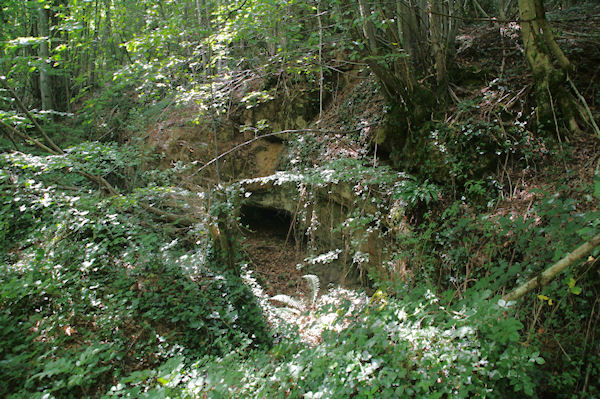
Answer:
[240,204,309,297]
[240,204,295,242]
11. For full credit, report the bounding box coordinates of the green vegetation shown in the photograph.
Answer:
[1,0,599,397]
[0,149,269,397]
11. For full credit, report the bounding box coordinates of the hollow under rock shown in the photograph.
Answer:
[241,204,309,298]
[240,204,295,241]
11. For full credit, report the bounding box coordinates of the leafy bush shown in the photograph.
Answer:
[107,287,542,398]
[392,176,600,396]
[0,149,270,397]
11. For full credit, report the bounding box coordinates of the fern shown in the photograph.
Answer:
[269,294,305,311]
[269,275,321,312]
[272,307,302,316]
[302,274,320,307]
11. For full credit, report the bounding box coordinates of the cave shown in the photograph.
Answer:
[240,204,295,241]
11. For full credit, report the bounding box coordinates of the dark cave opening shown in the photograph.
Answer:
[240,204,295,241]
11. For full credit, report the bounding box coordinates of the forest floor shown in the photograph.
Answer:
[243,225,368,345]
[243,228,308,299]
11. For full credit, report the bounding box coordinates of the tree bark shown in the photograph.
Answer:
[517,0,581,133]
[431,0,447,87]
[504,233,600,302]
[38,4,53,110]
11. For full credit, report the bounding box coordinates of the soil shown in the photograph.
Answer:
[242,222,310,299]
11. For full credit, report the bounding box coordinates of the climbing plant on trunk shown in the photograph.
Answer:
[517,0,583,134]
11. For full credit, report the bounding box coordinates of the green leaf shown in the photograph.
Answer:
[157,377,169,386]
[570,286,582,295]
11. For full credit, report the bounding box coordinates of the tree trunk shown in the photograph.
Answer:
[317,0,323,119]
[38,5,53,110]
[351,0,455,161]
[89,0,101,87]
[517,0,581,133]
[431,0,448,87]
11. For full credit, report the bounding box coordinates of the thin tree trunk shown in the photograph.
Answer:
[202,0,212,75]
[195,0,203,27]
[358,0,377,54]
[317,0,323,119]
[104,0,118,71]
[38,5,53,110]
[89,0,101,87]
[430,0,447,87]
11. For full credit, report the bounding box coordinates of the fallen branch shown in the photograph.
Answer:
[6,123,197,226]
[504,232,600,302]
[0,121,20,150]
[0,119,59,155]
[0,76,63,154]
[138,201,197,225]
[567,75,600,140]
[77,172,197,226]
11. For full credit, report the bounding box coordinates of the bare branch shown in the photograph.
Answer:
[0,76,64,154]
[0,119,59,155]
[5,119,195,227]
[567,75,600,140]
[504,233,600,302]
[191,124,381,177]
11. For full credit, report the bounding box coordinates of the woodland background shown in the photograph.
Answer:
[1,0,599,397]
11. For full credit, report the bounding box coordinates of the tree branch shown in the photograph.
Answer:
[567,75,600,140]
[0,119,59,155]
[0,122,20,151]
[504,232,600,302]
[0,76,63,154]
[79,171,197,225]
[191,124,381,177]
[6,121,196,227]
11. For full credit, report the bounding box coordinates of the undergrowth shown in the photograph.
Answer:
[2,121,598,397]
[0,148,269,398]
[104,287,544,398]
[241,141,600,397]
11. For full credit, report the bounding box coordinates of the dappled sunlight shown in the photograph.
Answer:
[2,0,599,395]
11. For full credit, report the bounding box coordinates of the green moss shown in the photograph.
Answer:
[375,128,387,145]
